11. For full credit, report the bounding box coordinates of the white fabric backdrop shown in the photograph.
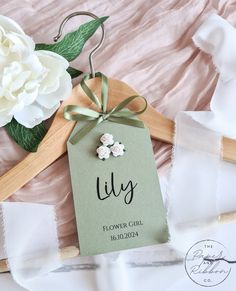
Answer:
[168,14,236,255]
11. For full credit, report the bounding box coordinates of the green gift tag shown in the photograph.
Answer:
[67,120,169,256]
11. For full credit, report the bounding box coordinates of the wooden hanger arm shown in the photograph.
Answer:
[139,111,236,165]
[221,137,236,164]
[0,122,73,201]
[1,77,236,203]
[1,77,236,271]
[0,246,79,273]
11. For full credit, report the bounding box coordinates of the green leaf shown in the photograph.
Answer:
[35,16,108,62]
[5,16,109,152]
[5,119,47,152]
[67,66,83,79]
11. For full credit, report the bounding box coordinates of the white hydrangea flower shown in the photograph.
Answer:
[96,145,111,160]
[110,142,125,157]
[0,15,72,128]
[100,133,114,146]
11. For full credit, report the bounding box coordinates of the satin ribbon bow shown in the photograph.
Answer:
[64,72,147,144]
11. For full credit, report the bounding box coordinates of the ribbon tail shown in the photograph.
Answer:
[108,116,145,128]
[69,119,101,145]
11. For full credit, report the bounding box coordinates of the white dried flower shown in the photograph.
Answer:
[110,142,125,157]
[100,133,114,146]
[96,145,111,160]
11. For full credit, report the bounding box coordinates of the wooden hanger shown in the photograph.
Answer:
[0,246,79,273]
[0,77,235,201]
[0,11,235,199]
[1,11,236,273]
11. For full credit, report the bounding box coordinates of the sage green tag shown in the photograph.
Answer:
[67,121,169,256]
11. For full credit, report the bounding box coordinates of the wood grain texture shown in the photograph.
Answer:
[221,136,236,164]
[0,77,236,202]
[0,82,91,202]
[1,78,236,271]
[219,211,236,224]
[0,77,173,201]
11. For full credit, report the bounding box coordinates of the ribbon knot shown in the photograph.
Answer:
[101,113,109,121]
[64,72,147,145]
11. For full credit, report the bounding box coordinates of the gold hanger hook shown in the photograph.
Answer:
[53,11,105,78]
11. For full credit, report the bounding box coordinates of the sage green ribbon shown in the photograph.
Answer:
[64,72,147,145]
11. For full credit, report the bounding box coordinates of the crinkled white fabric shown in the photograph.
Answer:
[0,203,180,291]
[168,14,236,254]
[0,202,61,289]
[168,112,221,225]
[192,14,236,138]
[0,244,182,291]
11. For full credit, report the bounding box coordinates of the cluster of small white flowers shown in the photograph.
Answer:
[96,133,125,160]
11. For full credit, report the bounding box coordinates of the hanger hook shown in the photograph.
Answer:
[53,11,105,78]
